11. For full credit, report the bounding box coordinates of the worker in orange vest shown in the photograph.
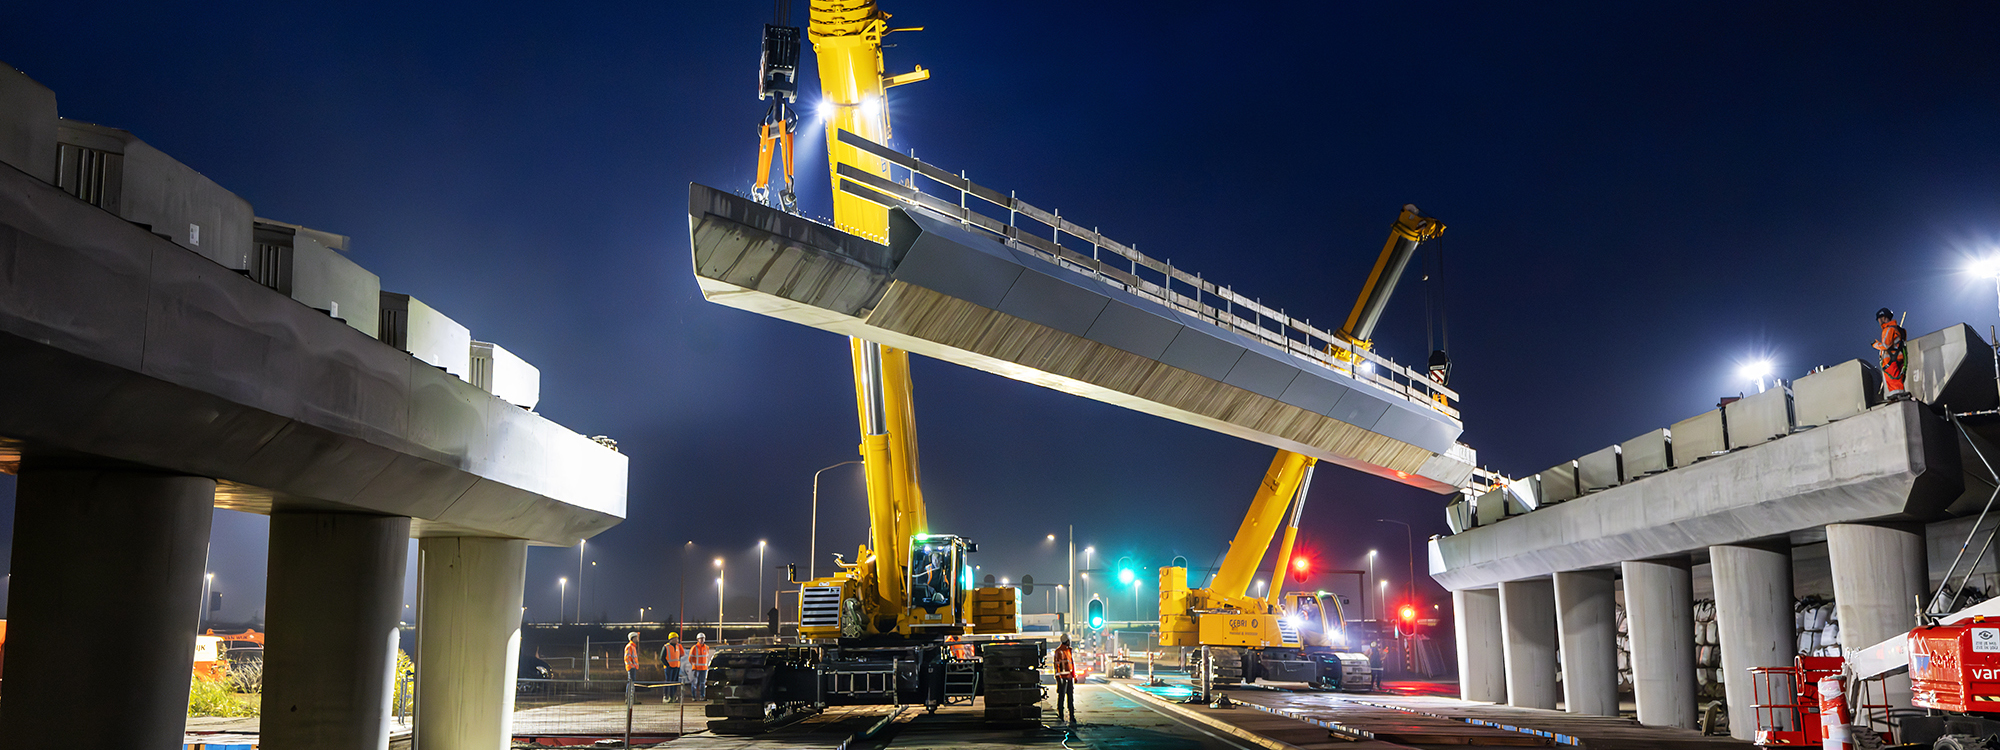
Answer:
[689,632,714,701]
[623,632,641,700]
[947,635,974,660]
[1874,307,1909,401]
[1053,633,1078,725]
[658,633,684,703]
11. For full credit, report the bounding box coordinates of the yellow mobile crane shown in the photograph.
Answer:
[1156,207,1445,690]
[705,0,1039,733]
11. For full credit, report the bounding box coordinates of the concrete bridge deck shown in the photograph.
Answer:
[687,183,1473,493]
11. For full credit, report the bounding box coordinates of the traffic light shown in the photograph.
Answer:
[1088,598,1105,630]
[1117,567,1135,585]
[1397,603,1418,635]
[1290,555,1310,583]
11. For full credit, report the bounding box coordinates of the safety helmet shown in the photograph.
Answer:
[1877,307,1894,320]
[696,632,707,641]
[1061,633,1071,644]
[628,632,639,641]
[668,633,679,640]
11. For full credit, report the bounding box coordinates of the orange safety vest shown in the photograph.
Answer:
[623,642,640,671]
[662,642,684,668]
[1053,645,1075,680]
[690,643,712,671]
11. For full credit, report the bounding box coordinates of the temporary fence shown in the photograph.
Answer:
[512,677,695,744]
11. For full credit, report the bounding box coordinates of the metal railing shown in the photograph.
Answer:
[831,128,1461,422]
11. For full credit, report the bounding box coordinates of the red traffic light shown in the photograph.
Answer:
[1398,604,1417,622]
[1290,556,1310,583]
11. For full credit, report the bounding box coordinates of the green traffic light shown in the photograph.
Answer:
[1087,598,1105,630]
[1117,568,1135,585]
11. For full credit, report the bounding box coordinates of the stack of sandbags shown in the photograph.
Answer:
[1693,599,1726,699]
[1795,596,1838,656]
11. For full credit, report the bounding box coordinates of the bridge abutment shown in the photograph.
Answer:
[263,511,413,748]
[0,467,217,747]
[415,536,529,750]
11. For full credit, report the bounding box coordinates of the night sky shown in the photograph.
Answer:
[1,3,1998,632]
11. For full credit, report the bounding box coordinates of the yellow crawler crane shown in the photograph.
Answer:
[704,0,1041,733]
[1158,207,1446,691]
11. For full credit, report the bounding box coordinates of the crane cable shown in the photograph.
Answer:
[1422,235,1448,358]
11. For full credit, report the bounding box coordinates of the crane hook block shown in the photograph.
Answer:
[759,24,802,103]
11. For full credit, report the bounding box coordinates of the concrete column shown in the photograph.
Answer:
[1499,578,1559,709]
[1622,557,1697,729]
[416,536,528,750]
[0,468,216,747]
[1554,570,1619,716]
[264,512,413,749]
[1710,543,1794,741]
[1827,523,1925,710]
[1454,588,1506,703]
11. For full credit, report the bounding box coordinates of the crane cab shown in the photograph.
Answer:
[907,534,973,634]
[1283,591,1353,650]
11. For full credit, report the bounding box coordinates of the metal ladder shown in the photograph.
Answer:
[943,660,980,705]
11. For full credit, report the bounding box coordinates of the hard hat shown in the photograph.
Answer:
[668,633,679,640]
[628,632,639,640]
[1061,633,1071,644]
[696,632,707,641]
[1877,307,1894,320]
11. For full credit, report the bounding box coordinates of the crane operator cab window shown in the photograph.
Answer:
[908,536,962,614]
[1287,592,1350,648]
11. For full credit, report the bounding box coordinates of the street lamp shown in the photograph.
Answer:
[1376,519,1415,625]
[201,572,214,630]
[578,539,587,624]
[758,540,767,617]
[1971,256,2000,317]
[559,577,568,625]
[1367,550,1378,620]
[812,460,864,580]
[1132,577,1144,622]
[715,558,725,627]
[1254,579,1266,596]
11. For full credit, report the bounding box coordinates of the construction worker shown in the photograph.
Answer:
[659,633,684,703]
[1874,307,1909,401]
[689,632,713,701]
[623,632,641,701]
[1053,633,1078,725]
[947,634,975,660]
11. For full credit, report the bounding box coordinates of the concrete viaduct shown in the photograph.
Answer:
[1435,330,1999,740]
[0,64,627,747]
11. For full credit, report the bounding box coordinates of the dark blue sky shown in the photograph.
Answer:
[1,2,1998,627]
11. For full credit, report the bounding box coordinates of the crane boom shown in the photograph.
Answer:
[1209,451,1315,599]
[1338,205,1446,346]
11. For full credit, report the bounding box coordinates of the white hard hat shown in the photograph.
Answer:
[697,632,707,640]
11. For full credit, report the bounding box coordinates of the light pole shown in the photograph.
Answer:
[559,577,568,625]
[715,558,725,627]
[758,541,767,616]
[200,572,214,630]
[1132,577,1144,623]
[577,539,587,623]
[1366,550,1378,620]
[1377,519,1414,619]
[1083,546,1095,609]
[812,460,863,580]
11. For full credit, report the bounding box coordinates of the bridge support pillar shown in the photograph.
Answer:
[1710,543,1794,741]
[1500,577,1558,709]
[416,536,528,750]
[1622,557,1696,729]
[1828,523,1925,710]
[1555,570,1618,715]
[264,512,412,748]
[0,467,216,748]
[1454,587,1506,703]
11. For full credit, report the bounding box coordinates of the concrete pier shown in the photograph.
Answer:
[1622,557,1697,729]
[1454,587,1507,703]
[264,512,413,749]
[416,536,529,750]
[1710,544,1795,741]
[1500,578,1559,709]
[0,468,217,748]
[1554,570,1619,716]
[1827,523,1926,710]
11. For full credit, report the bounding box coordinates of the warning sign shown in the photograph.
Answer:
[1972,627,2000,653]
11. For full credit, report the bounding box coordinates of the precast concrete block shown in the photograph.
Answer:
[1620,429,1671,481]
[1475,487,1508,526]
[1725,386,1793,448]
[1670,409,1728,468]
[1537,461,1579,504]
[1793,359,1879,428]
[1908,324,1998,412]
[1578,446,1621,493]
[0,62,57,184]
